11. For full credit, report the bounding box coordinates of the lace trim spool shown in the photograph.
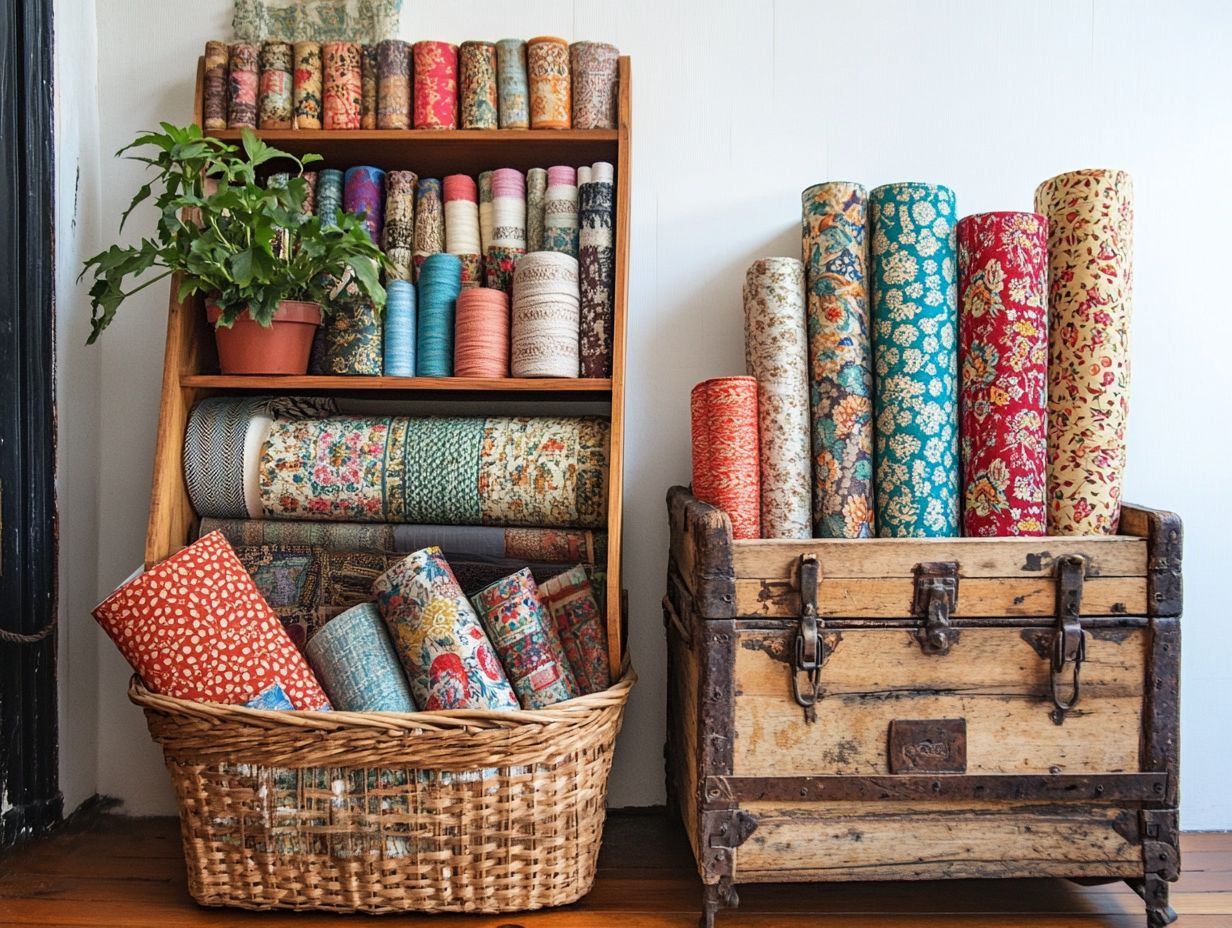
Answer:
[512,251,580,378]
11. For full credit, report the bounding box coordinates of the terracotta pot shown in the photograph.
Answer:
[207,300,322,375]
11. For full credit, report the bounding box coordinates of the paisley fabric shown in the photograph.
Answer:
[527,37,571,129]
[304,602,416,712]
[459,41,498,129]
[382,170,416,281]
[359,43,378,129]
[412,178,444,281]
[870,182,960,537]
[801,182,875,538]
[578,168,615,378]
[232,0,402,44]
[957,212,1048,537]
[1035,169,1134,535]
[376,39,411,129]
[569,42,619,130]
[373,547,519,711]
[537,564,610,694]
[690,377,760,539]
[320,298,382,375]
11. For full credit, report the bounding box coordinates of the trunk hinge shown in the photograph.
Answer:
[913,562,959,655]
[1050,555,1087,721]
[792,554,822,710]
[706,809,759,849]
[1140,808,1181,881]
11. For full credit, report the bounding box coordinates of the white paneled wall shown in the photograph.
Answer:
[74,0,1232,826]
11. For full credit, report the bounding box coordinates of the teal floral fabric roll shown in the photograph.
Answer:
[304,602,416,712]
[870,182,960,537]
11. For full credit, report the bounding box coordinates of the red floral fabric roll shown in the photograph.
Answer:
[957,212,1048,536]
[322,42,362,130]
[414,41,458,130]
[690,376,760,539]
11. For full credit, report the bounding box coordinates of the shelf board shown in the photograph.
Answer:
[182,374,613,395]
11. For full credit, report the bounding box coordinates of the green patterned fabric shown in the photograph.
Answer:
[232,0,403,43]
[401,418,485,525]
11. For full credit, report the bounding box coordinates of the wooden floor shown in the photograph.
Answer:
[0,811,1226,927]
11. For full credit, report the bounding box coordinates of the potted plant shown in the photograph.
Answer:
[81,123,387,374]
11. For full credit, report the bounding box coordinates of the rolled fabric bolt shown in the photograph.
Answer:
[344,166,385,245]
[266,173,291,258]
[690,377,761,539]
[382,170,417,281]
[511,251,580,377]
[495,38,529,129]
[486,167,526,293]
[527,36,571,129]
[478,171,494,274]
[957,211,1048,537]
[444,173,482,288]
[258,40,293,129]
[359,44,378,129]
[292,41,323,129]
[376,39,411,130]
[570,41,619,129]
[454,287,510,377]
[322,42,362,130]
[203,40,229,130]
[412,177,444,281]
[227,42,259,129]
[526,167,547,252]
[416,251,463,376]
[413,41,458,130]
[459,41,498,129]
[305,602,416,712]
[578,162,615,377]
[743,257,812,538]
[322,297,383,375]
[300,171,317,215]
[543,165,578,257]
[538,564,610,694]
[315,168,344,226]
[383,279,416,376]
[1035,169,1134,535]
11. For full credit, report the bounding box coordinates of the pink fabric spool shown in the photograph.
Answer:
[547,165,576,187]
[413,40,458,129]
[442,173,477,203]
[491,167,525,198]
[454,287,510,377]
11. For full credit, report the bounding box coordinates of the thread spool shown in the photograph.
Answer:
[376,39,411,129]
[444,173,482,288]
[413,178,444,281]
[459,41,498,129]
[383,279,417,376]
[578,162,615,377]
[292,41,322,129]
[344,166,385,245]
[413,41,458,129]
[203,41,228,130]
[417,252,463,377]
[315,169,344,226]
[360,43,378,129]
[454,287,510,377]
[486,168,526,293]
[526,167,547,252]
[322,42,362,130]
[383,170,417,282]
[544,165,578,257]
[691,377,761,539]
[512,252,579,378]
[527,36,571,129]
[570,41,619,129]
[227,43,259,129]
[496,39,529,129]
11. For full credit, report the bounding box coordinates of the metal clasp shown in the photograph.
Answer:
[792,554,822,708]
[1051,555,1087,716]
[913,562,960,655]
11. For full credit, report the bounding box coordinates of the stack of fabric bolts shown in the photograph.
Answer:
[690,169,1134,540]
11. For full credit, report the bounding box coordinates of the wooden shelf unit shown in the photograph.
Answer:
[146,56,633,669]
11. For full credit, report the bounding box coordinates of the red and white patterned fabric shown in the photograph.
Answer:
[92,531,331,710]
[690,376,761,540]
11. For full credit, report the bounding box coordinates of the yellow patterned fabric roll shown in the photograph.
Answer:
[1034,169,1133,535]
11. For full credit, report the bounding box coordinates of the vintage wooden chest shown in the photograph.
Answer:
[664,486,1182,928]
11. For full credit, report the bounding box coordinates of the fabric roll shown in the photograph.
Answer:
[382,170,416,281]
[538,564,610,694]
[691,376,760,540]
[292,40,323,129]
[957,212,1049,537]
[185,396,268,519]
[459,41,498,130]
[578,163,615,377]
[526,167,547,252]
[226,42,259,129]
[801,182,875,538]
[321,298,383,375]
[344,166,385,244]
[300,170,317,215]
[743,257,811,538]
[486,167,526,293]
[512,252,580,377]
[870,182,960,537]
[259,40,293,129]
[527,36,571,129]
[360,43,378,129]
[471,568,578,708]
[454,287,510,377]
[496,38,529,129]
[243,683,294,711]
[322,42,362,130]
[569,42,619,130]
[376,38,411,129]
[412,177,444,281]
[373,547,520,711]
[242,409,273,518]
[416,251,463,376]
[478,171,494,274]
[383,279,416,376]
[315,168,344,225]
[543,166,578,257]
[305,603,417,712]
[203,40,229,130]
[413,41,458,130]
[443,173,482,288]
[1035,169,1134,535]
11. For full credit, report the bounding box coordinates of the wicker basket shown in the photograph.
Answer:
[130,665,635,913]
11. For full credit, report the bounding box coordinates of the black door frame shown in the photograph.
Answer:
[0,0,60,848]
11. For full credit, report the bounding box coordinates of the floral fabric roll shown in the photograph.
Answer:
[413,178,444,280]
[322,42,362,130]
[743,257,811,539]
[957,212,1048,537]
[459,41,498,129]
[471,568,578,708]
[578,164,615,377]
[570,42,619,129]
[259,40,293,129]
[344,166,384,244]
[227,42,259,129]
[305,603,417,712]
[543,165,578,257]
[538,564,610,694]
[359,43,378,129]
[382,170,416,281]
[526,167,547,252]
[413,41,458,130]
[373,547,519,711]
[321,298,383,375]
[486,168,526,293]
[870,183,960,537]
[376,39,411,129]
[801,182,875,538]
[527,36,571,129]
[691,376,760,540]
[292,40,323,129]
[1035,169,1134,535]
[203,40,229,130]
[496,38,529,128]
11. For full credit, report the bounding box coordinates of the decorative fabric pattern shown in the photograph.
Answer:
[413,41,458,130]
[743,257,811,538]
[232,0,402,44]
[538,564,610,694]
[184,396,266,519]
[569,42,619,130]
[234,544,321,648]
[258,40,294,128]
[543,165,578,257]
[203,41,229,130]
[373,547,519,711]
[344,166,384,244]
[495,39,529,129]
[957,211,1048,537]
[92,532,330,710]
[511,252,580,377]
[690,377,760,539]
[292,40,322,129]
[321,299,382,375]
[205,518,396,553]
[382,170,416,281]
[526,167,547,253]
[359,43,378,128]
[412,178,444,281]
[471,568,578,708]
[801,181,875,538]
[527,37,571,129]
[305,603,416,712]
[1035,169,1134,535]
[322,41,362,130]
[376,38,410,129]
[227,43,259,129]
[578,164,615,377]
[459,41,498,130]
[242,683,295,710]
[870,182,960,537]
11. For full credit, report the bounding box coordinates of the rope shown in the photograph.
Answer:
[0,618,57,645]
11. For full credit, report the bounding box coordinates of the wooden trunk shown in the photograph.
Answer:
[664,486,1182,928]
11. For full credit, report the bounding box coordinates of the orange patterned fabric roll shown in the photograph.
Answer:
[322,42,362,130]
[527,36,571,129]
[690,376,760,540]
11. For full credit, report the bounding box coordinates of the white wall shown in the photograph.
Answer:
[73,0,1232,826]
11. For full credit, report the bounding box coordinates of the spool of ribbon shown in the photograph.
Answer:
[315,168,343,226]
[957,211,1048,537]
[226,42,259,129]
[203,41,228,130]
[360,43,378,129]
[495,39,529,129]
[801,181,875,538]
[537,565,610,694]
[344,166,385,245]
[512,252,580,377]
[383,279,416,376]
[459,41,498,129]
[454,287,510,377]
[690,376,761,540]
[527,36,571,129]
[526,167,547,252]
[260,41,295,129]
[416,251,462,376]
[305,603,417,712]
[1035,169,1134,535]
[413,177,444,281]
[478,170,494,276]
[292,40,322,129]
[870,182,960,537]
[413,40,458,129]
[569,42,619,130]
[578,162,615,377]
[543,165,578,257]
[376,38,411,129]
[443,173,482,287]
[743,257,812,539]
[382,170,416,281]
[322,41,362,130]
[486,168,526,293]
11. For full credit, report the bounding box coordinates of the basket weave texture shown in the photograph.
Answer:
[130,665,635,913]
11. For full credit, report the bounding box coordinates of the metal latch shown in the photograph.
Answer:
[792,554,822,708]
[912,562,959,654]
[1051,555,1087,716]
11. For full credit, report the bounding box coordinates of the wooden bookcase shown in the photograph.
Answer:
[145,57,633,669]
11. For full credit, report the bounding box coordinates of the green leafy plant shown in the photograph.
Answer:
[81,123,388,343]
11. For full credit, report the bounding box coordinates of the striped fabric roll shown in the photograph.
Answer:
[359,43,378,129]
[413,41,458,129]
[416,251,463,376]
[382,170,416,282]
[322,42,362,130]
[570,42,619,129]
[305,603,416,712]
[203,40,229,130]
[538,564,611,694]
[413,178,444,281]
[691,376,760,540]
[543,165,578,257]
[459,41,499,129]
[376,39,411,130]
[292,41,323,129]
[383,280,416,376]
[227,42,259,128]
[578,162,616,377]
[526,167,547,253]
[443,173,482,288]
[184,396,267,520]
[486,168,526,293]
[496,39,529,128]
